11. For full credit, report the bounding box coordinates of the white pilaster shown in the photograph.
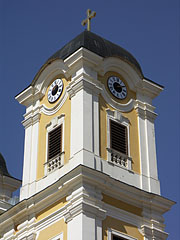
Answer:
[20,104,41,201]
[135,101,160,195]
[67,66,101,164]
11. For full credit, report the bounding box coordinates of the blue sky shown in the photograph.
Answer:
[0,0,179,239]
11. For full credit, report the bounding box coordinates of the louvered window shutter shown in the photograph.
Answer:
[48,125,62,161]
[110,120,128,155]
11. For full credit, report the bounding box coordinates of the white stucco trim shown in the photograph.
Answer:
[50,232,63,240]
[101,57,142,91]
[108,228,137,240]
[40,90,68,116]
[101,84,135,112]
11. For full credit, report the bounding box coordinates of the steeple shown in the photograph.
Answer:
[0,29,174,240]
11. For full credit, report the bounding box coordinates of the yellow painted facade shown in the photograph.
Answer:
[103,216,143,240]
[37,75,71,180]
[102,194,142,217]
[36,71,141,180]
[37,218,67,240]
[36,196,67,221]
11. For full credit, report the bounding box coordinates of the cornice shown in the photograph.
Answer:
[0,165,175,238]
[136,78,163,99]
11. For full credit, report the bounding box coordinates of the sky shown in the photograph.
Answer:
[0,0,179,239]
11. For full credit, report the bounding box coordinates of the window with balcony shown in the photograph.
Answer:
[106,109,132,170]
[45,115,65,175]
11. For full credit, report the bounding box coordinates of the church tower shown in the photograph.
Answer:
[0,16,174,240]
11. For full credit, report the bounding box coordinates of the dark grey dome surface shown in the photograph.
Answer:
[48,30,143,75]
[0,153,11,177]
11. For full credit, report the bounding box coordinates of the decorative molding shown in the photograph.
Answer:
[108,228,138,240]
[20,233,36,240]
[141,225,168,240]
[102,85,135,112]
[100,57,142,91]
[41,90,69,116]
[50,232,63,240]
[106,109,130,124]
[66,76,102,99]
[0,166,175,239]
[22,112,41,129]
[134,100,157,122]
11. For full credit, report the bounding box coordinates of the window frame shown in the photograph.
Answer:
[108,228,137,240]
[49,232,63,240]
[45,114,65,175]
[106,109,132,171]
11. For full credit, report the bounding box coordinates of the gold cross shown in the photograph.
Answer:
[81,9,96,31]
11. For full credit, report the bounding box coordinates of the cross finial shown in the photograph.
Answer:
[81,9,96,31]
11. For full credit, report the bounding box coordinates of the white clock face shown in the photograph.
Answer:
[107,76,127,99]
[48,78,63,103]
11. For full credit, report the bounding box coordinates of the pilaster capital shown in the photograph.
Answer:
[141,225,168,240]
[64,201,106,223]
[134,100,157,122]
[64,183,106,223]
[22,108,41,129]
[66,77,102,98]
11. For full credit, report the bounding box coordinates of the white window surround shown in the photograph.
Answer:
[45,114,65,175]
[106,109,132,171]
[108,228,137,240]
[49,232,63,240]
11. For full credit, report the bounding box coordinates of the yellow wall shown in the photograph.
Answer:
[37,75,71,180]
[103,216,143,240]
[99,95,140,174]
[36,196,67,221]
[102,194,142,217]
[37,218,67,240]
[98,71,140,174]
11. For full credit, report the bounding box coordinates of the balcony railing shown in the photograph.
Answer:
[45,153,63,174]
[107,148,132,171]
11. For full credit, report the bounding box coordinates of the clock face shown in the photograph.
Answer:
[48,78,63,103]
[107,76,127,99]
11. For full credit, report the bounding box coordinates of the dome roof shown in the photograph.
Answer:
[0,153,11,177]
[31,31,143,86]
[49,30,143,75]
